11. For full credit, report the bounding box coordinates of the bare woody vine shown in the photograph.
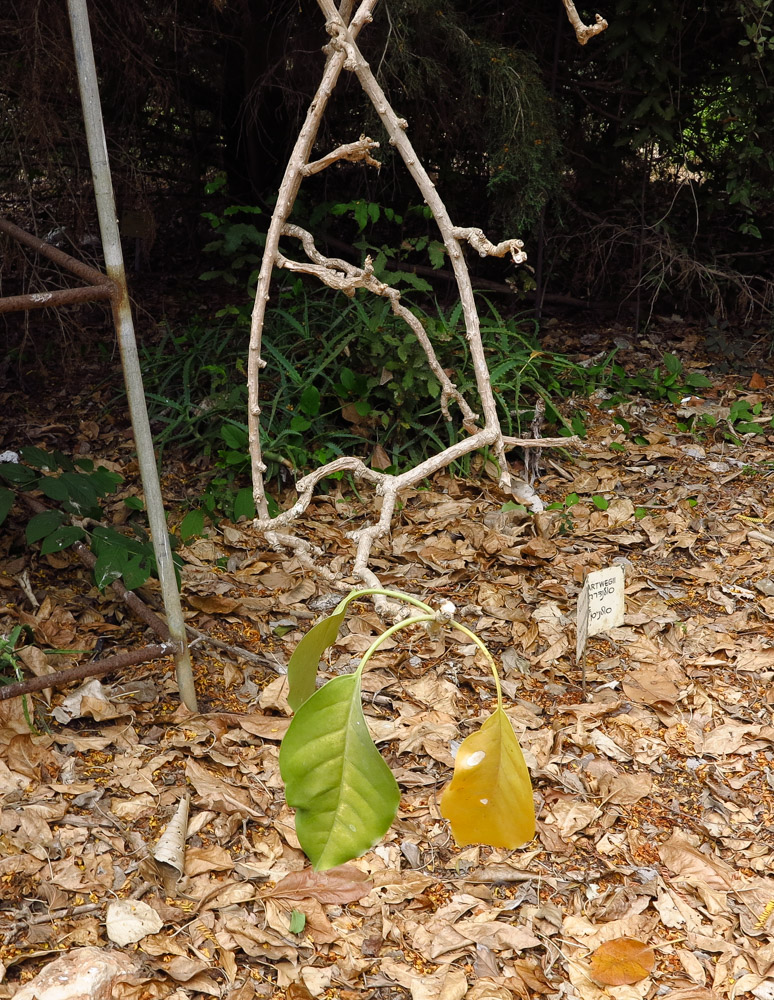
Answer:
[246,0,607,606]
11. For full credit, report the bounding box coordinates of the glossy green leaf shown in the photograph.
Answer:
[39,525,86,555]
[26,509,65,544]
[0,462,37,487]
[179,509,205,542]
[232,487,255,520]
[286,595,352,711]
[19,446,57,470]
[0,488,14,526]
[440,707,535,850]
[280,673,400,870]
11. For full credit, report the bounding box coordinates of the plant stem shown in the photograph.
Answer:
[354,614,435,678]
[344,587,435,616]
[447,620,504,710]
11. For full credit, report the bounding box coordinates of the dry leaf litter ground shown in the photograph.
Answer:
[1,321,774,1000]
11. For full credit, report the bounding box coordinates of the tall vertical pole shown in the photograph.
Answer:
[67,0,197,711]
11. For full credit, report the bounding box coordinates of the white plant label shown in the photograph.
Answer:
[576,565,625,662]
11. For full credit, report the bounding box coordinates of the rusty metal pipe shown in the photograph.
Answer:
[0,216,114,290]
[0,284,115,315]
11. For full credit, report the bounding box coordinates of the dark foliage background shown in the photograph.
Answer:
[1,0,773,328]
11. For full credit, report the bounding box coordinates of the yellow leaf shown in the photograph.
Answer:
[589,937,655,986]
[440,707,534,849]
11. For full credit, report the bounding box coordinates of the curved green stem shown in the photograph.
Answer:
[447,619,504,709]
[342,587,435,615]
[354,614,435,678]
[343,589,504,708]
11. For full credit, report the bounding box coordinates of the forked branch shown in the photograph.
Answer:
[279,223,480,427]
[246,0,585,602]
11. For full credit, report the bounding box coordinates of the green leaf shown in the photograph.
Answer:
[290,415,311,433]
[279,673,401,870]
[427,240,446,269]
[289,909,306,934]
[20,446,57,470]
[685,372,713,389]
[92,524,146,556]
[232,487,255,521]
[26,509,66,544]
[353,200,368,231]
[39,476,70,503]
[570,414,587,437]
[286,595,352,710]
[663,352,682,376]
[299,384,321,417]
[221,424,248,450]
[122,552,154,591]
[592,495,610,510]
[0,463,38,487]
[47,472,101,517]
[222,222,264,253]
[90,466,123,496]
[94,544,152,591]
[204,175,226,195]
[440,707,534,850]
[0,488,14,526]
[500,501,527,514]
[40,525,86,554]
[392,270,433,292]
[179,509,205,542]
[94,548,125,589]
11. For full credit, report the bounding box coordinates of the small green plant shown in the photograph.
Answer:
[623,352,713,405]
[546,492,580,534]
[727,397,774,438]
[0,625,37,731]
[308,198,444,293]
[0,448,181,592]
[200,173,265,294]
[137,319,249,460]
[674,395,774,443]
[279,589,535,870]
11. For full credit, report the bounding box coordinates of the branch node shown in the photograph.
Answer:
[562,0,608,45]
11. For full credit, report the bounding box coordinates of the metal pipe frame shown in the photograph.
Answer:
[0,216,116,315]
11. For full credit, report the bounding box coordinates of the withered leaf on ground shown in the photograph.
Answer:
[4,354,774,1000]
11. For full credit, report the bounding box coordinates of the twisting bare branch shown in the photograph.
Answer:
[279,223,480,426]
[244,0,585,606]
[561,0,608,45]
[247,0,381,520]
[451,227,527,265]
[301,135,381,176]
